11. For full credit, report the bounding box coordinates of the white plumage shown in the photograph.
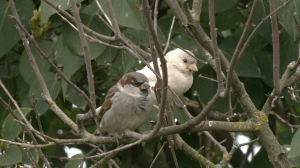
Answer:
[137,48,198,104]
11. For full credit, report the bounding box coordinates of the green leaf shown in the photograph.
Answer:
[193,66,217,104]
[16,75,31,107]
[96,46,118,65]
[65,86,87,109]
[289,129,300,158]
[112,50,137,74]
[254,47,273,87]
[22,148,39,165]
[276,0,300,41]
[40,0,84,24]
[0,0,34,58]
[175,133,201,167]
[0,77,14,101]
[173,96,188,124]
[112,0,145,30]
[0,146,22,165]
[123,29,150,46]
[279,32,299,74]
[61,14,109,59]
[2,107,31,141]
[251,0,272,44]
[81,0,99,15]
[219,30,260,78]
[54,36,84,98]
[215,8,244,31]
[249,148,273,168]
[19,40,53,85]
[97,0,145,30]
[0,50,20,77]
[244,78,264,108]
[192,66,229,112]
[289,155,300,166]
[123,26,167,46]
[65,154,85,168]
[28,72,62,115]
[202,0,238,13]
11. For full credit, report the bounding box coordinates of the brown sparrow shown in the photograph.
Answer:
[137,48,198,104]
[99,72,153,138]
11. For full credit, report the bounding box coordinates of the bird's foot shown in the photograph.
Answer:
[114,133,125,146]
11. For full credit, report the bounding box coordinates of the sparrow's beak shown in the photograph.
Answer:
[140,81,150,90]
[188,63,198,72]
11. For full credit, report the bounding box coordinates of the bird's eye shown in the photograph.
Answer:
[183,59,188,63]
[133,81,143,87]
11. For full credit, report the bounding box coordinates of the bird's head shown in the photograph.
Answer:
[165,48,198,74]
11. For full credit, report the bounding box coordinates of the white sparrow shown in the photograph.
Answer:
[137,48,198,104]
[99,72,153,137]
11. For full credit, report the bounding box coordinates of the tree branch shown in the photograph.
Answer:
[42,0,115,41]
[220,0,259,97]
[209,0,224,92]
[9,0,87,136]
[270,0,281,97]
[141,0,168,138]
[165,0,292,167]
[70,0,99,131]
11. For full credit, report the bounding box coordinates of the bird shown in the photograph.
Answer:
[136,48,198,104]
[98,72,153,139]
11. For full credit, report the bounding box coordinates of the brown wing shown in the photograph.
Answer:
[98,84,118,120]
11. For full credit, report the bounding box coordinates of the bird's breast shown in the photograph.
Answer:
[168,70,193,95]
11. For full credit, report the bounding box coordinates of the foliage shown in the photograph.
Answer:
[0,0,300,167]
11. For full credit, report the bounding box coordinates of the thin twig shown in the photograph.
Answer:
[164,104,179,168]
[142,0,169,139]
[262,58,300,115]
[154,0,159,35]
[56,12,121,49]
[57,138,144,161]
[198,74,218,83]
[288,113,300,118]
[270,111,300,128]
[31,95,48,143]
[174,134,215,167]
[0,74,51,168]
[70,0,99,131]
[9,0,82,136]
[17,145,40,168]
[203,131,228,154]
[286,44,300,86]
[0,138,55,148]
[193,91,205,109]
[0,81,31,127]
[239,138,259,146]
[11,117,254,146]
[150,142,167,168]
[10,16,94,112]
[269,0,280,96]
[164,16,176,54]
[208,0,224,92]
[220,0,259,97]
[42,0,115,41]
[105,0,121,36]
[168,88,193,120]
[95,0,112,26]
